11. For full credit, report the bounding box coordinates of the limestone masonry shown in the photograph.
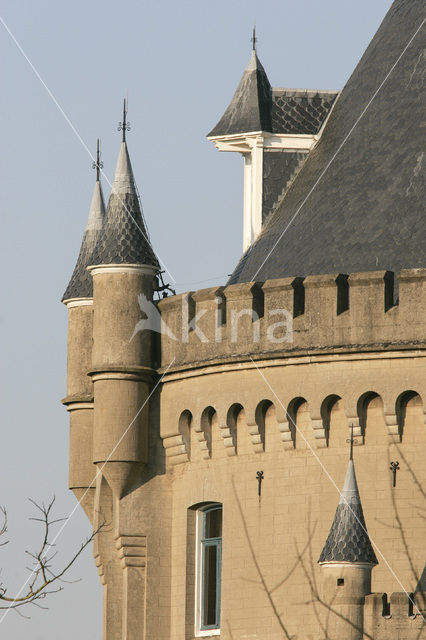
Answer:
[62,2,425,638]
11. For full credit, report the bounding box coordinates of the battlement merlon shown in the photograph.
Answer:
[158,269,426,370]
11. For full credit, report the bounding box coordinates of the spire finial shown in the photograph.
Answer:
[92,138,104,182]
[118,98,131,142]
[251,25,257,52]
[346,424,358,461]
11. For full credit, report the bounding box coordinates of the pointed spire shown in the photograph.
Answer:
[207,34,272,137]
[90,103,159,268]
[318,459,378,565]
[62,141,106,301]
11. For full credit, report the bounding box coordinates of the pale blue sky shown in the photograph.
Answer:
[0,1,392,638]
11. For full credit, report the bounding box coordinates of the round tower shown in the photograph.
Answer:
[89,100,160,500]
[318,448,378,640]
[62,139,105,519]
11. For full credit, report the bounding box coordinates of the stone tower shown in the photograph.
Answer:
[62,138,106,520]
[63,113,163,638]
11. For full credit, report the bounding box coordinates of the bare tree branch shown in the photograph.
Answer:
[231,476,307,640]
[0,497,106,613]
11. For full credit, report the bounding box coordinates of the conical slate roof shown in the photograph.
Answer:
[318,460,378,565]
[91,142,160,268]
[228,0,426,283]
[208,49,272,136]
[62,179,105,301]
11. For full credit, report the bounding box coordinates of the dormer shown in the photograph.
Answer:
[208,39,338,251]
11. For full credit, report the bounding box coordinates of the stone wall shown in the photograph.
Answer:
[158,269,426,370]
[156,269,426,638]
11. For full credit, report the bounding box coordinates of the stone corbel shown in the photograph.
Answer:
[93,475,110,586]
[311,418,328,448]
[115,535,147,569]
[278,420,294,450]
[193,420,211,460]
[93,550,106,585]
[246,414,264,453]
[385,413,400,439]
[162,433,189,466]
[219,422,237,456]
[116,535,147,639]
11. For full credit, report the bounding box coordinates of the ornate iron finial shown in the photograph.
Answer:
[91,138,104,181]
[251,25,257,52]
[346,424,358,461]
[118,98,131,142]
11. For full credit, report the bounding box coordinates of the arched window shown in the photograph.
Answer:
[196,503,222,634]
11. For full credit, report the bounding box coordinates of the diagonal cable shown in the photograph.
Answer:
[0,14,176,284]
[249,357,425,622]
[250,14,426,282]
[0,358,175,625]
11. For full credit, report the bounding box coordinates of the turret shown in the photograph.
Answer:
[88,100,160,500]
[62,139,105,519]
[318,439,378,640]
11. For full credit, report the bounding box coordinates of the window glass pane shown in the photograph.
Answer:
[204,507,222,539]
[203,544,218,626]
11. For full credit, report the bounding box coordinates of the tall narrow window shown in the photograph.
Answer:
[196,503,222,634]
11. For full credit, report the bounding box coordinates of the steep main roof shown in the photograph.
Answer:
[229,0,425,284]
[318,460,378,565]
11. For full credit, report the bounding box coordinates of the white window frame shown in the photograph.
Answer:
[195,503,222,637]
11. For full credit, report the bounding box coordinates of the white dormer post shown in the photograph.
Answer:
[243,152,252,251]
[243,136,264,251]
[249,136,264,251]
[208,131,318,252]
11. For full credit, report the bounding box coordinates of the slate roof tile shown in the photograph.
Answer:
[319,460,378,565]
[62,180,105,301]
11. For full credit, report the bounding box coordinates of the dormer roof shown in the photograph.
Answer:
[208,50,272,137]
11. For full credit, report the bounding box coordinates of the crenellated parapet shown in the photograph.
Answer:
[158,269,426,370]
[364,591,426,639]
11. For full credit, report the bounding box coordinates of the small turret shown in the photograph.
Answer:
[89,100,160,500]
[62,139,106,520]
[90,103,159,268]
[63,138,106,302]
[318,439,377,640]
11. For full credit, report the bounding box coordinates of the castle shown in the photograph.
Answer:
[62,1,426,638]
